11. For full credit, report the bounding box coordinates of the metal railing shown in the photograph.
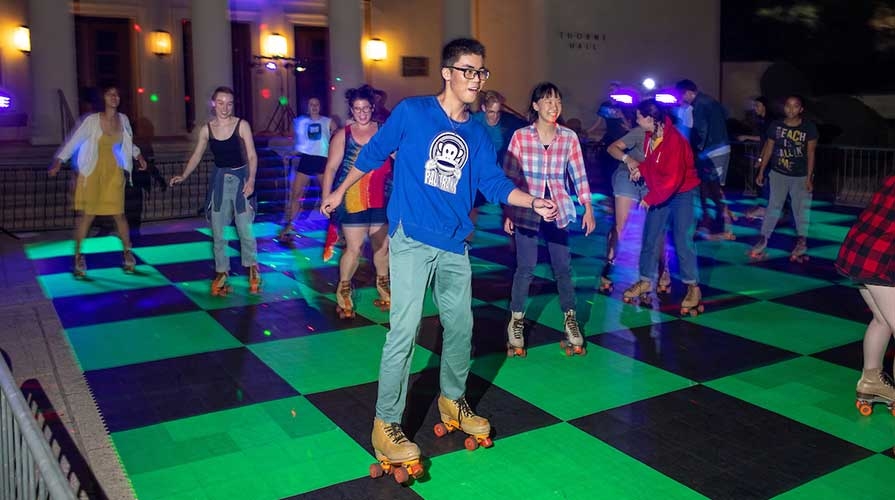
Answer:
[56,90,75,144]
[0,361,76,500]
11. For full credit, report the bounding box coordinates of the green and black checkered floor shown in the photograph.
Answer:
[25,197,895,499]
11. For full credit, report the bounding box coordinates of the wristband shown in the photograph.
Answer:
[621,154,629,163]
[530,197,537,209]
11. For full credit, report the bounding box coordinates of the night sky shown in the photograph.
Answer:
[722,0,895,94]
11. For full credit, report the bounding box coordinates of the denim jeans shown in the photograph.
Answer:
[375,225,472,423]
[639,187,699,284]
[210,173,257,272]
[761,170,812,238]
[510,223,575,313]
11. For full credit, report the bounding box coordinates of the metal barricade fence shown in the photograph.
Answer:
[0,361,76,500]
[833,146,895,207]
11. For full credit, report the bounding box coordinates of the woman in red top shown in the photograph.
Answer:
[835,176,895,415]
[622,99,704,316]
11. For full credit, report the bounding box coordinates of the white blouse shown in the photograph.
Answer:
[55,113,142,179]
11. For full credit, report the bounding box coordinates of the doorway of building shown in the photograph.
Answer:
[74,16,133,118]
[293,26,331,119]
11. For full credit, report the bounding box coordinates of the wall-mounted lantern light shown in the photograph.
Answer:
[13,26,30,53]
[366,38,387,61]
[265,33,287,58]
[149,30,172,56]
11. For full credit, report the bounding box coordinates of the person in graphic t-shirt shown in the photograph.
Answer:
[749,95,818,261]
[279,97,337,240]
[319,38,558,481]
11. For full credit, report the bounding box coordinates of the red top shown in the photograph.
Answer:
[640,116,700,206]
[835,176,895,286]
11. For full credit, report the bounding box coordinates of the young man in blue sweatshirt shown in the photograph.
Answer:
[321,38,558,478]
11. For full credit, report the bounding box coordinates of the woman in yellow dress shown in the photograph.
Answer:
[49,85,147,277]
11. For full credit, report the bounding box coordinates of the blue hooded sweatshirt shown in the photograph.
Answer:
[354,96,516,254]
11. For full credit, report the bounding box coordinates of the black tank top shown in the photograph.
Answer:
[208,119,244,168]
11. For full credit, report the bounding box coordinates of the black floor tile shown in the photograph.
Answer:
[208,296,374,344]
[751,255,843,282]
[812,340,895,374]
[468,243,551,269]
[569,385,873,499]
[53,285,199,328]
[287,476,424,499]
[652,283,758,316]
[306,370,560,459]
[416,304,565,359]
[773,284,873,322]
[591,320,800,382]
[470,269,557,302]
[132,231,212,246]
[86,348,298,432]
[153,257,274,283]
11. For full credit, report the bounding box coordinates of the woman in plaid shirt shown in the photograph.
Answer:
[835,176,895,415]
[503,82,596,357]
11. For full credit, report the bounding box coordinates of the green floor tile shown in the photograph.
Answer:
[700,264,830,300]
[469,255,508,274]
[115,396,371,500]
[469,229,512,248]
[249,325,440,394]
[778,223,849,243]
[24,236,125,260]
[196,221,284,240]
[695,239,789,264]
[706,357,895,452]
[805,210,856,225]
[688,301,864,355]
[37,265,170,299]
[411,423,706,500]
[806,244,845,261]
[133,242,237,266]
[65,311,241,371]
[471,344,693,421]
[773,455,895,499]
[175,272,316,310]
[257,246,337,272]
[493,292,676,336]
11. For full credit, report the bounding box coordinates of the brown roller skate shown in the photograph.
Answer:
[657,267,672,294]
[123,249,136,273]
[680,283,704,316]
[506,311,526,358]
[748,235,768,260]
[373,275,390,311]
[623,279,653,306]
[855,368,895,417]
[276,223,294,244]
[560,310,586,356]
[370,418,424,484]
[790,236,809,263]
[433,395,493,450]
[73,254,87,279]
[248,264,262,294]
[336,280,355,318]
[598,260,614,294]
[211,272,232,296]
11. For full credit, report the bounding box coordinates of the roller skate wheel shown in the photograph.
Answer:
[564,346,573,357]
[408,462,425,478]
[858,403,873,417]
[393,466,409,484]
[480,437,494,448]
[575,346,586,356]
[623,297,633,304]
[433,422,448,438]
[369,463,384,478]
[464,436,478,451]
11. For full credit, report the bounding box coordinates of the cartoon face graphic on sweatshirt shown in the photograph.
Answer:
[424,132,467,194]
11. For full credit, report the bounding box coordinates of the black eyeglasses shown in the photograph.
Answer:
[445,66,490,81]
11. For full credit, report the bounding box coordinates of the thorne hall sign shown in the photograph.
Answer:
[559,31,607,51]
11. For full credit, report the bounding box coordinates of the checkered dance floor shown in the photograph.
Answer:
[26,196,894,499]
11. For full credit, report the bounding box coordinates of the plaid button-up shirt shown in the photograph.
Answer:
[503,124,591,231]
[836,175,895,286]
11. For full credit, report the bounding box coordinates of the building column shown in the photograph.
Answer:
[443,0,472,44]
[190,0,232,116]
[328,0,364,99]
[27,0,78,145]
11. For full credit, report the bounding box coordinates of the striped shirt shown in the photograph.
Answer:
[503,124,591,231]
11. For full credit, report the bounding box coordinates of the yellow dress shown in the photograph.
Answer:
[74,133,125,215]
